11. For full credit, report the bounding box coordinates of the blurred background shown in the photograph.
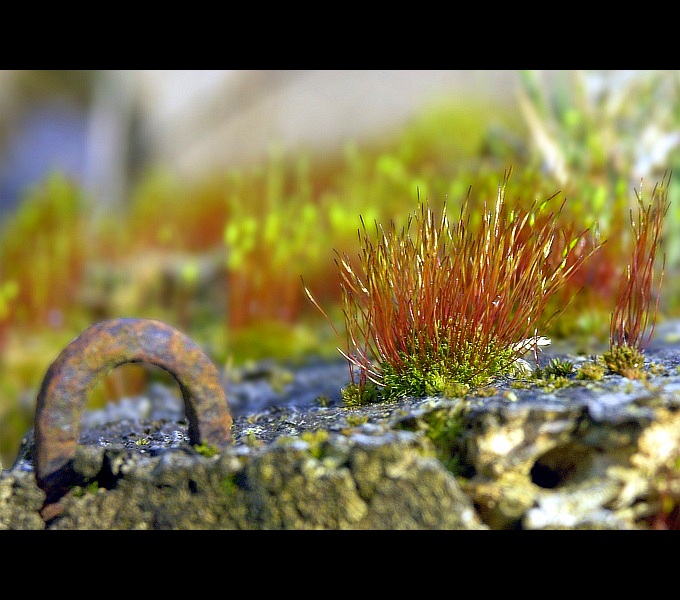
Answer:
[1,69,679,466]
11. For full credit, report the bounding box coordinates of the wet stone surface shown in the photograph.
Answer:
[15,326,680,460]
[13,357,407,467]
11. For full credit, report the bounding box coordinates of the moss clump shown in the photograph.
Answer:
[72,481,100,497]
[602,344,646,379]
[420,406,472,477]
[316,395,332,407]
[576,361,606,381]
[378,337,506,399]
[346,414,369,427]
[300,429,330,459]
[538,358,575,378]
[193,442,220,458]
[220,474,239,495]
[341,381,382,407]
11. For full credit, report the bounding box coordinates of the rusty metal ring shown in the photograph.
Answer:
[33,318,232,503]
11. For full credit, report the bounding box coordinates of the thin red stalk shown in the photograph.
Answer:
[610,174,671,350]
[305,169,604,389]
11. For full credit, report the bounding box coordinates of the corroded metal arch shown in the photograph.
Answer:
[33,318,232,500]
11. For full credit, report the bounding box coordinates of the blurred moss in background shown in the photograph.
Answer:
[0,70,678,467]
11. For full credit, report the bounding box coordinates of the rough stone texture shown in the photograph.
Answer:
[2,427,484,530]
[3,322,680,529]
[0,469,45,530]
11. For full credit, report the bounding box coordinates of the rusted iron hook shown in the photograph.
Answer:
[33,318,232,507]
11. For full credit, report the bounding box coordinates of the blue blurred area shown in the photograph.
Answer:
[0,102,88,213]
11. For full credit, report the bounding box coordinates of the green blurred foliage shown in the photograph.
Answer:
[0,172,88,329]
[512,70,679,310]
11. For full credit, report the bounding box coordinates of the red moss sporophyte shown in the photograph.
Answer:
[604,173,671,378]
[304,169,604,403]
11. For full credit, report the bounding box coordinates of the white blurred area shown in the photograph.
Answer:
[135,70,519,174]
[0,70,523,213]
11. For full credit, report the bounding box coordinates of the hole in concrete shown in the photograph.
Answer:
[97,452,125,490]
[530,443,594,489]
